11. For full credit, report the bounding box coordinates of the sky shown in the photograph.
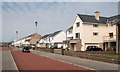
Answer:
[1,1,119,42]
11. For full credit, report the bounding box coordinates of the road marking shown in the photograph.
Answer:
[43,55,95,70]
[33,51,95,70]
[9,51,19,71]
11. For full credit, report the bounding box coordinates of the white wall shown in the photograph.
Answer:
[67,29,73,39]
[39,37,50,44]
[72,15,116,51]
[72,15,85,51]
[51,31,66,43]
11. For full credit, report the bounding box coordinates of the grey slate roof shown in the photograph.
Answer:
[77,14,107,24]
[17,33,40,41]
[41,34,51,39]
[118,20,120,24]
[67,26,73,31]
[108,15,120,21]
[49,30,62,37]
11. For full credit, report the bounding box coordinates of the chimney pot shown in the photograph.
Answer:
[95,11,100,20]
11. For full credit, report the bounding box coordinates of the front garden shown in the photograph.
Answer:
[37,48,120,64]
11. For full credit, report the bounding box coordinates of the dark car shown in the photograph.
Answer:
[22,46,30,53]
[86,46,103,51]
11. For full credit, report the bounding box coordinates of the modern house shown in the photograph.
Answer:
[66,26,73,40]
[12,33,41,47]
[63,26,74,50]
[103,15,119,51]
[38,30,66,48]
[67,11,119,51]
[37,34,51,48]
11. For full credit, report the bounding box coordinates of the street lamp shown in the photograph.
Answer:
[35,21,38,33]
[16,30,18,40]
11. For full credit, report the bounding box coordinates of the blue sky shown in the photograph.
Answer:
[2,2,119,42]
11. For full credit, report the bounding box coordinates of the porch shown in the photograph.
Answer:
[103,35,116,51]
[63,39,81,51]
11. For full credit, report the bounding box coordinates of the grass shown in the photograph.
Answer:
[75,51,120,57]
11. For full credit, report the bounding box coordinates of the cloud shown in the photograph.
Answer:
[2,0,120,2]
[2,2,118,41]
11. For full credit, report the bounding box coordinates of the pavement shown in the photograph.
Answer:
[32,50,119,71]
[1,47,119,72]
[2,47,18,72]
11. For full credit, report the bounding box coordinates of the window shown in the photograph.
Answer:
[52,37,54,40]
[68,37,73,40]
[76,22,80,27]
[49,38,50,41]
[68,30,72,34]
[109,33,113,38]
[93,32,98,36]
[93,24,98,27]
[75,33,80,39]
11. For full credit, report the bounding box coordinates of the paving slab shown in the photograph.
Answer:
[2,50,18,71]
[32,50,119,71]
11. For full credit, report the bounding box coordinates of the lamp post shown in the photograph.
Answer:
[15,30,18,47]
[35,21,38,33]
[116,20,120,54]
[16,31,18,40]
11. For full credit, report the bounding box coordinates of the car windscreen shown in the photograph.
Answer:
[24,47,29,50]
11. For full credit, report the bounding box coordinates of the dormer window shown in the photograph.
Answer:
[76,22,80,27]
[93,24,98,27]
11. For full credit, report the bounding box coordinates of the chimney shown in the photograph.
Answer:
[95,11,100,20]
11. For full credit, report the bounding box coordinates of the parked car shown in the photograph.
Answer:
[22,46,30,53]
[86,46,103,51]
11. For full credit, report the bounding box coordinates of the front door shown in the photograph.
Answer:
[70,43,74,51]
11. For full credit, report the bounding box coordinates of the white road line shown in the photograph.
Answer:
[32,51,95,70]
[9,51,19,71]
[43,55,95,70]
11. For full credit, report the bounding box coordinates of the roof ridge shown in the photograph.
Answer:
[77,14,107,18]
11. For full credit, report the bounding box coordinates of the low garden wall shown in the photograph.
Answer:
[64,51,120,64]
[38,47,54,53]
[37,48,120,64]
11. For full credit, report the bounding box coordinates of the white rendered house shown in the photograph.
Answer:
[39,30,66,48]
[68,11,118,51]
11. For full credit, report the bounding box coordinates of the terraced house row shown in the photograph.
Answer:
[11,11,120,52]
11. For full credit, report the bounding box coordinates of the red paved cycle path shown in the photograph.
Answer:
[1,47,12,51]
[11,50,92,72]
